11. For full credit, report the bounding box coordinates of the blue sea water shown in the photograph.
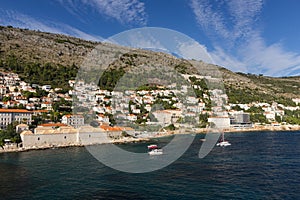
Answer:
[1,131,300,200]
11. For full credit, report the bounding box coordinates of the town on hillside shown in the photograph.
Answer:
[1,71,300,151]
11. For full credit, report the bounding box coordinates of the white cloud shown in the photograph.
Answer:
[190,0,263,43]
[240,34,300,76]
[210,34,300,76]
[227,0,263,40]
[189,0,300,76]
[190,0,230,40]
[0,9,103,41]
[210,47,248,73]
[57,0,147,26]
[177,41,212,63]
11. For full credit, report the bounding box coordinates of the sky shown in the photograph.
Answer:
[0,0,300,77]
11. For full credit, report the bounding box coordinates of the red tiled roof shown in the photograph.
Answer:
[63,114,83,118]
[0,108,31,113]
[100,125,122,131]
[38,123,67,127]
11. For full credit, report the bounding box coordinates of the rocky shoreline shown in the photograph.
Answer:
[0,137,150,154]
[1,125,300,154]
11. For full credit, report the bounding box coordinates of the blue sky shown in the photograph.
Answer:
[0,0,300,77]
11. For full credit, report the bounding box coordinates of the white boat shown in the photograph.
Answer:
[216,132,231,147]
[216,141,231,147]
[148,148,163,155]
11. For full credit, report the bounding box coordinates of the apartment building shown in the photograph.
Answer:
[0,108,32,129]
[61,114,85,128]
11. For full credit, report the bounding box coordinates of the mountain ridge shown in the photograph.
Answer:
[0,25,299,104]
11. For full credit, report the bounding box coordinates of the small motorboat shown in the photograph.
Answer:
[147,144,163,155]
[148,148,163,155]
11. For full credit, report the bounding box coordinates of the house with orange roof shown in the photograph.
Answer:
[25,103,35,110]
[127,114,137,121]
[14,96,28,105]
[97,114,110,123]
[41,102,53,111]
[99,124,123,138]
[0,108,32,129]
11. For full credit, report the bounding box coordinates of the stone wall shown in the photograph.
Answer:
[21,126,124,148]
[21,132,77,148]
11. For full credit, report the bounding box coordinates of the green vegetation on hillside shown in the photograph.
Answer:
[98,69,126,91]
[283,110,300,125]
[0,54,78,89]
[226,85,296,106]
[241,73,300,95]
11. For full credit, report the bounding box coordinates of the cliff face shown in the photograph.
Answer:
[0,25,299,103]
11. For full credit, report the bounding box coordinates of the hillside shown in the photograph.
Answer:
[0,26,97,66]
[0,25,299,105]
[221,67,300,105]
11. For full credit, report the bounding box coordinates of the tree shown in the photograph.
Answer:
[250,113,268,124]
[50,111,61,122]
[164,123,176,131]
[128,100,135,114]
[0,123,21,147]
[2,96,11,102]
[105,113,116,126]
[232,105,243,111]
[22,91,35,99]
[199,113,209,128]
[275,114,282,123]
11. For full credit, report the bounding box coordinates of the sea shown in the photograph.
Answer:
[1,131,300,200]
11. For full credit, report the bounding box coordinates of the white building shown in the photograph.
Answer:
[264,111,276,121]
[41,102,52,111]
[97,114,110,124]
[152,110,172,125]
[152,109,182,125]
[0,85,7,95]
[42,85,51,91]
[0,109,32,129]
[208,117,230,129]
[127,114,137,121]
[292,98,300,105]
[61,114,85,128]
[16,124,29,133]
